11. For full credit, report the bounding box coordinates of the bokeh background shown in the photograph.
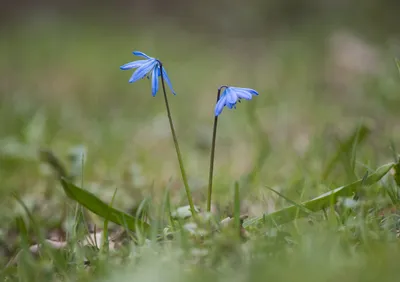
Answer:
[1,1,400,224]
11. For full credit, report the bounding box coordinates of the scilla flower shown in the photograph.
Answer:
[120,51,176,96]
[214,86,258,116]
[207,85,259,212]
[120,50,196,217]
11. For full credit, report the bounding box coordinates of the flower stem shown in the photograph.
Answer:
[159,64,196,217]
[207,87,224,212]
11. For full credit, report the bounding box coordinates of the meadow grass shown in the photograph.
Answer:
[1,19,400,281]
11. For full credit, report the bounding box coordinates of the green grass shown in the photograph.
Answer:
[1,18,400,281]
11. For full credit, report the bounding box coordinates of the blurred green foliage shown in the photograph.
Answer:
[1,9,400,281]
[1,16,400,209]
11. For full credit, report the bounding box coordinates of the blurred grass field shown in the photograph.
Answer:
[1,16,400,281]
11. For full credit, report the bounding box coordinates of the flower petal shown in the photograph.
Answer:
[233,87,258,96]
[128,59,157,83]
[225,88,238,105]
[215,95,227,116]
[120,60,149,70]
[132,51,152,59]
[227,102,236,109]
[151,66,160,97]
[234,89,253,100]
[161,68,176,95]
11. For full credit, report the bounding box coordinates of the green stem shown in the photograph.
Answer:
[159,64,196,217]
[207,87,223,212]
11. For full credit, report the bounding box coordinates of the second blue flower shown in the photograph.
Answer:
[215,86,258,116]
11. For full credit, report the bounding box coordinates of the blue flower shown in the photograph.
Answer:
[214,86,258,116]
[120,51,176,96]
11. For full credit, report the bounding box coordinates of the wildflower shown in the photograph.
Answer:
[120,51,176,96]
[214,86,258,116]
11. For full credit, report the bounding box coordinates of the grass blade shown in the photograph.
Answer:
[244,162,394,228]
[39,149,69,179]
[102,187,118,253]
[15,216,29,247]
[265,186,313,216]
[60,178,150,234]
[394,162,400,188]
[12,194,43,240]
[322,123,370,180]
[389,140,400,187]
[234,182,241,236]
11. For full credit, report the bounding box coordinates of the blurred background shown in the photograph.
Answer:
[1,0,400,223]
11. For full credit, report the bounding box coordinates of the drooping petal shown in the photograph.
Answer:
[151,66,160,97]
[161,68,176,95]
[215,94,227,116]
[225,88,238,105]
[128,59,157,83]
[227,102,236,109]
[132,51,152,59]
[233,87,258,96]
[120,60,149,70]
[234,89,253,100]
